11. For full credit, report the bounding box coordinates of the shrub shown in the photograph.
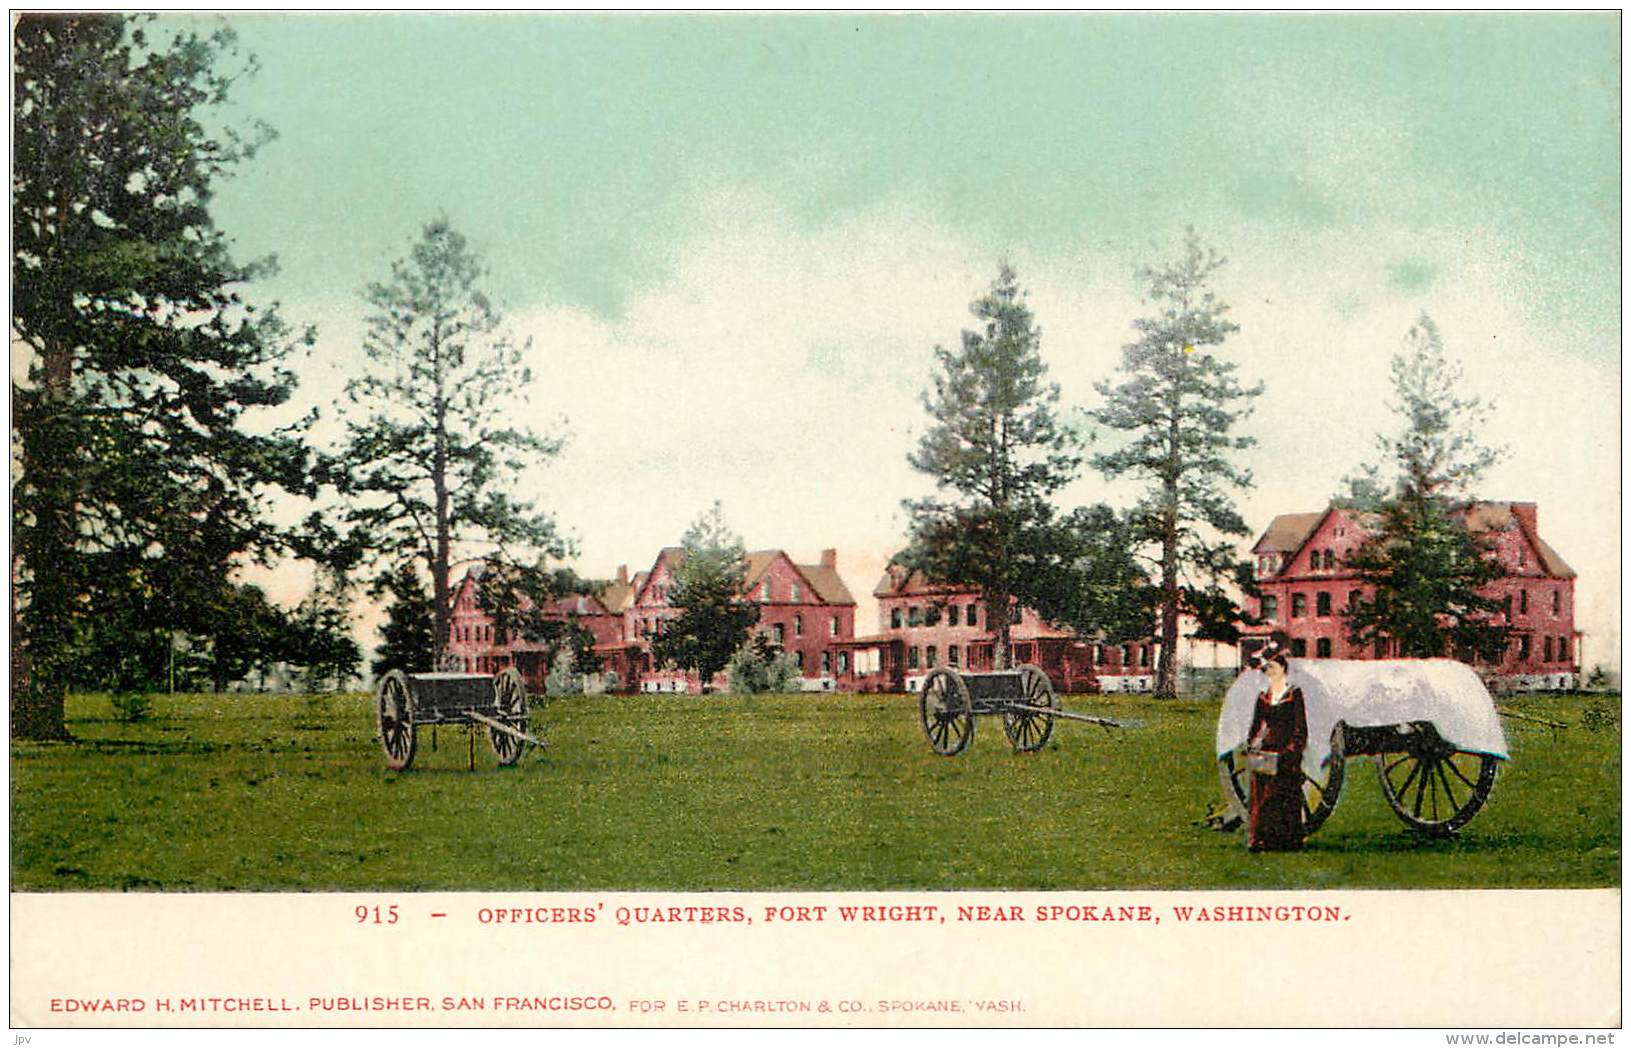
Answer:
[111,691,154,724]
[1581,696,1619,734]
[545,650,584,697]
[726,636,801,694]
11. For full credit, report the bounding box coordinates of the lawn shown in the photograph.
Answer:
[9,689,1620,891]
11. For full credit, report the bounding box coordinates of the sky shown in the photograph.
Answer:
[184,13,1621,668]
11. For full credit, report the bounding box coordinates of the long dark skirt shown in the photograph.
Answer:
[1248,767,1305,851]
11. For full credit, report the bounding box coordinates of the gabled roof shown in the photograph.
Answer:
[742,549,856,605]
[1252,512,1327,555]
[1456,502,1576,579]
[872,561,979,599]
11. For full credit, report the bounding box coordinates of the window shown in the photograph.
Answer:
[1290,638,1307,657]
[1519,590,1528,615]
[773,624,785,645]
[967,604,979,627]
[1347,589,1360,610]
[1316,592,1331,617]
[1118,644,1130,666]
[1543,636,1553,662]
[908,647,920,669]
[794,614,803,636]
[1518,635,1531,661]
[1261,595,1278,622]
[909,606,922,627]
[821,651,831,674]
[890,608,902,630]
[926,646,937,668]
[925,605,941,626]
[790,582,800,603]
[1326,550,1336,569]
[760,580,772,602]
[1015,643,1033,663]
[794,651,805,671]
[1094,644,1105,665]
[1140,646,1150,667]
[1291,593,1306,618]
[1519,549,1527,569]
[1558,636,1569,661]
[948,644,960,667]
[829,615,840,637]
[1316,637,1332,658]
[1552,590,1561,616]
[838,652,849,674]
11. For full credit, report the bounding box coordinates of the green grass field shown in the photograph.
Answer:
[10,689,1620,891]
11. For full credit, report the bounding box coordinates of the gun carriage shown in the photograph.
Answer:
[917,664,1135,756]
[375,667,543,771]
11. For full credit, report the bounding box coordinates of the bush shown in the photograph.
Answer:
[726,636,801,695]
[1581,696,1619,734]
[544,650,584,697]
[111,691,154,723]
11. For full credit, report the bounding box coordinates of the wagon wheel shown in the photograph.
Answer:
[1004,664,1057,753]
[1217,725,1345,837]
[919,668,974,756]
[376,669,417,771]
[488,667,529,766]
[1375,731,1499,836]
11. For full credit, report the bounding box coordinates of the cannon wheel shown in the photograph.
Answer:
[1375,735,1499,836]
[488,667,529,766]
[919,668,974,756]
[376,669,417,771]
[1217,726,1346,837]
[1004,664,1057,753]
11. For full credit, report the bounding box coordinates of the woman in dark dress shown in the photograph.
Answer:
[1246,644,1308,852]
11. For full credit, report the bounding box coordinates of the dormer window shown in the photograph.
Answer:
[760,580,772,602]
[790,582,800,603]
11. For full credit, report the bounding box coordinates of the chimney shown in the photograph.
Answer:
[615,564,628,585]
[1510,503,1538,534]
[820,548,837,569]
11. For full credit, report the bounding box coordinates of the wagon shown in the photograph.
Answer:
[1215,659,1508,836]
[918,664,1133,756]
[375,667,544,771]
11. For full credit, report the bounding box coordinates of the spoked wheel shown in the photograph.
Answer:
[1375,730,1499,836]
[1217,725,1346,837]
[1004,664,1057,753]
[919,667,974,756]
[488,667,529,766]
[376,669,417,771]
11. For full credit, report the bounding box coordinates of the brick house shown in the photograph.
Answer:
[447,564,637,692]
[1244,501,1579,689]
[449,548,857,694]
[624,547,856,693]
[852,561,1157,694]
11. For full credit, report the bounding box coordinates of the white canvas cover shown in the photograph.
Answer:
[1215,658,1508,778]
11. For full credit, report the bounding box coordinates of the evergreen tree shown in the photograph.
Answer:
[335,218,568,667]
[902,264,1083,669]
[1090,231,1262,697]
[12,15,311,737]
[1343,314,1508,660]
[371,563,436,678]
[651,503,760,691]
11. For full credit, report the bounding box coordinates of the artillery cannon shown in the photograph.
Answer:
[375,667,544,771]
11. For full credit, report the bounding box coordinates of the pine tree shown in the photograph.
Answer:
[902,264,1083,669]
[1343,314,1508,660]
[651,503,760,691]
[12,15,311,737]
[336,218,568,667]
[371,563,435,678]
[1090,231,1263,698]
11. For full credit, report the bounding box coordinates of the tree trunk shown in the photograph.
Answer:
[1157,396,1182,699]
[12,342,76,741]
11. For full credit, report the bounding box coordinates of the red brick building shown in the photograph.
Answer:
[448,548,857,694]
[845,562,1157,694]
[1244,501,1580,689]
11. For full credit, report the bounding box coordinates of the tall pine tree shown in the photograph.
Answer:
[336,218,568,667]
[12,15,311,737]
[902,264,1082,669]
[1343,314,1508,660]
[1090,231,1262,698]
